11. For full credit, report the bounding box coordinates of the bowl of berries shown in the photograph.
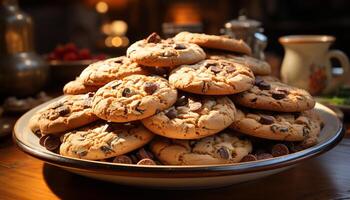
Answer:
[47,43,107,84]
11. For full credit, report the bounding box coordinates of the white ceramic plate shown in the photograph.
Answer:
[13,98,344,189]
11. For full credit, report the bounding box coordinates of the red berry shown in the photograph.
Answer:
[78,48,91,60]
[54,45,65,58]
[93,54,107,60]
[64,43,77,53]
[63,52,78,61]
[47,52,58,61]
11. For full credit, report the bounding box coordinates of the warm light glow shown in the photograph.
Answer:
[111,36,122,47]
[105,36,129,47]
[96,1,108,13]
[104,36,113,47]
[121,36,129,47]
[101,23,111,35]
[166,3,201,24]
[111,20,128,36]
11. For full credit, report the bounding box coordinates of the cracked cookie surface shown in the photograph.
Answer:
[230,108,322,141]
[63,78,99,95]
[207,53,271,75]
[150,132,252,165]
[232,76,315,112]
[174,32,252,55]
[169,59,254,95]
[60,121,154,160]
[142,94,236,139]
[79,56,149,86]
[29,94,98,135]
[92,74,177,122]
[127,33,206,67]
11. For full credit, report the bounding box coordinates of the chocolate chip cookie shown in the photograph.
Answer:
[63,78,99,95]
[29,94,98,135]
[174,32,252,55]
[230,108,322,141]
[169,59,255,95]
[141,94,236,139]
[126,32,206,67]
[150,132,252,165]
[60,122,154,160]
[92,74,177,122]
[232,76,315,112]
[207,53,271,75]
[79,56,149,86]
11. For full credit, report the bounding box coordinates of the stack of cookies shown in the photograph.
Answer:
[29,32,322,166]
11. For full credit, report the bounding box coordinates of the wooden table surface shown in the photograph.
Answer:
[0,115,350,200]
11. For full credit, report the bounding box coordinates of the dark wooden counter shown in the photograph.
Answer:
[0,117,349,200]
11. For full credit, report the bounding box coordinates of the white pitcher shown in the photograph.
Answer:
[279,35,350,95]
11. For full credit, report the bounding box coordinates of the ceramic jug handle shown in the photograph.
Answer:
[323,50,350,94]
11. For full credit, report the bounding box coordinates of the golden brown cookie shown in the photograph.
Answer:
[232,76,315,112]
[150,131,252,165]
[60,121,154,160]
[142,94,236,139]
[92,75,177,122]
[169,59,254,95]
[127,32,206,67]
[174,32,251,55]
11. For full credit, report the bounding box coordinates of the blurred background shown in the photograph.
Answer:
[1,0,350,136]
[16,0,350,56]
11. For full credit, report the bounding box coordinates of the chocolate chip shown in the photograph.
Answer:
[175,95,188,106]
[114,59,123,64]
[250,97,257,102]
[256,80,271,90]
[100,145,115,154]
[271,144,289,157]
[137,158,156,165]
[136,148,154,160]
[165,108,177,119]
[259,115,274,125]
[144,82,158,95]
[256,153,273,160]
[189,102,202,111]
[303,126,310,136]
[217,147,230,159]
[76,149,88,157]
[113,155,133,164]
[226,66,236,73]
[122,88,133,97]
[271,90,286,100]
[39,135,49,147]
[146,32,161,43]
[240,154,257,162]
[87,92,94,97]
[210,65,222,73]
[174,43,186,50]
[279,127,289,132]
[43,135,61,151]
[255,76,263,84]
[56,105,70,116]
[270,125,278,133]
[204,62,217,68]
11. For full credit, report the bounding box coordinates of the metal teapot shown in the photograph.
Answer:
[0,0,48,97]
[222,14,267,60]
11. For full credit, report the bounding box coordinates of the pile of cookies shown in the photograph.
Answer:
[29,32,322,166]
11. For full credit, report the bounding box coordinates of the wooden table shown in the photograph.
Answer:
[0,118,350,200]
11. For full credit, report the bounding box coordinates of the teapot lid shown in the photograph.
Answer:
[225,14,261,29]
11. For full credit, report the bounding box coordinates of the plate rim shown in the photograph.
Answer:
[13,98,345,178]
